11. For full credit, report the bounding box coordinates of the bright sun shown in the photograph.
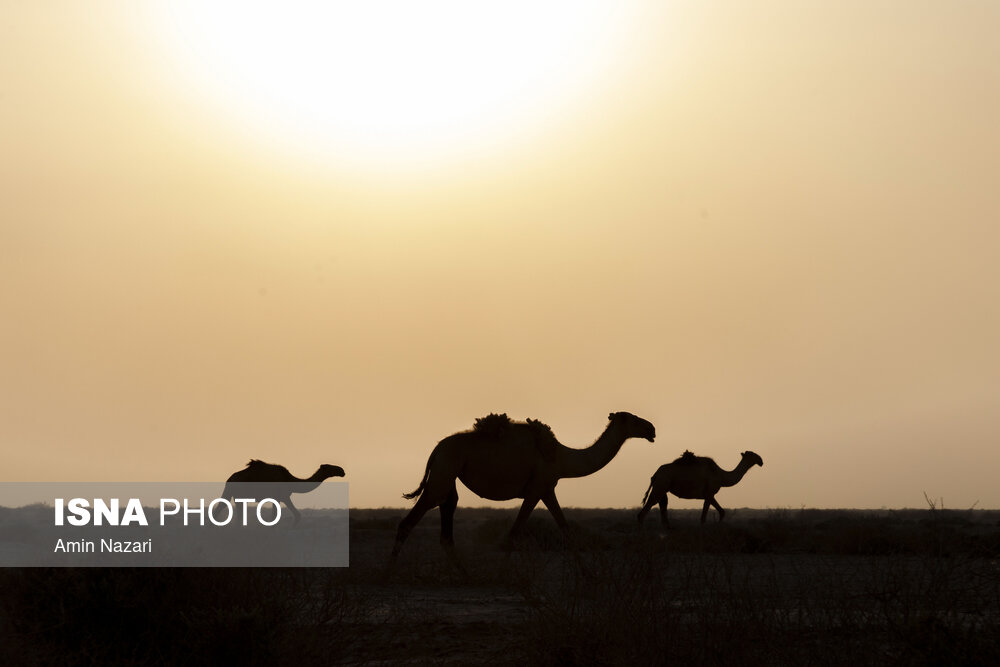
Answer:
[149,2,637,171]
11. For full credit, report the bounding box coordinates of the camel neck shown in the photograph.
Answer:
[559,423,626,479]
[720,460,753,488]
[296,471,328,491]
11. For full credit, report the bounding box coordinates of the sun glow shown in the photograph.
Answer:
[148,2,637,170]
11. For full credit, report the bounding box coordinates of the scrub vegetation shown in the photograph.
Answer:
[2,507,999,665]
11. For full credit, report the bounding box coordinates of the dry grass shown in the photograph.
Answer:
[2,507,999,665]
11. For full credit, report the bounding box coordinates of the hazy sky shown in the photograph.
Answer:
[3,2,998,510]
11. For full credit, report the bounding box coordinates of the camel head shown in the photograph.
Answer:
[608,412,656,442]
[740,451,764,468]
[318,464,346,479]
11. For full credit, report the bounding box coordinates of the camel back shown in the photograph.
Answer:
[673,451,715,466]
[244,459,291,476]
[525,418,558,461]
[473,413,511,438]
[472,413,558,461]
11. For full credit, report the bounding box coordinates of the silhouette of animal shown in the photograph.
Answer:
[221,459,345,525]
[637,450,763,527]
[392,412,655,562]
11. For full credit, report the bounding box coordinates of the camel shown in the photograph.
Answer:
[637,450,763,527]
[391,411,656,561]
[221,459,345,525]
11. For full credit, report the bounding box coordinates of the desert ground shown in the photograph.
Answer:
[2,507,999,665]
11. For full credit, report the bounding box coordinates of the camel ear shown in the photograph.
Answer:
[608,412,616,421]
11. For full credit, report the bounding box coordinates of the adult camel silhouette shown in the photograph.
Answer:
[392,411,655,562]
[637,450,763,527]
[221,459,345,525]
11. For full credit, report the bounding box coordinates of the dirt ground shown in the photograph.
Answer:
[327,507,1000,665]
[2,507,999,665]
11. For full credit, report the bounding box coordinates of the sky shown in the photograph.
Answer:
[2,2,998,510]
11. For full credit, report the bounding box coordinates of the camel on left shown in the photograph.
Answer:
[221,459,345,525]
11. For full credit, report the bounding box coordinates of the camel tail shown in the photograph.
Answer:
[640,478,654,508]
[401,448,436,501]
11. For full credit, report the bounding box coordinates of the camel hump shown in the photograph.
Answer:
[526,418,559,461]
[245,459,289,475]
[471,414,557,460]
[473,413,512,438]
[674,450,708,466]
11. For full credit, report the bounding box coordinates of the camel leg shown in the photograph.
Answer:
[284,498,301,526]
[504,495,541,548]
[541,491,568,530]
[439,485,459,545]
[711,498,726,522]
[259,499,285,525]
[701,498,712,524]
[391,492,438,559]
[636,487,659,525]
[658,496,670,528]
[438,485,466,574]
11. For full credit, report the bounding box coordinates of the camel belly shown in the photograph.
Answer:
[670,490,706,500]
[458,455,541,501]
[668,481,720,500]
[458,469,532,501]
[449,437,549,501]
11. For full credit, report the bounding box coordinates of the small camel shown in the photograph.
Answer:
[637,450,763,527]
[392,411,656,562]
[221,459,345,525]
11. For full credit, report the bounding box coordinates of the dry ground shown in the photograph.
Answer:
[2,507,1000,665]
